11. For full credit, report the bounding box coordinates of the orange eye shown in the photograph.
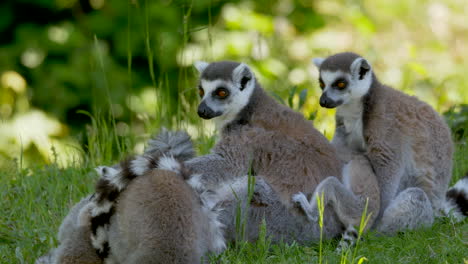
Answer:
[337,82,346,89]
[198,87,204,97]
[319,81,325,89]
[216,89,228,98]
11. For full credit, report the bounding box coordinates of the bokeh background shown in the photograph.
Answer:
[1,0,467,169]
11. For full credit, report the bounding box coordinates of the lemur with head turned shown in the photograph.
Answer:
[295,52,466,235]
[184,60,360,244]
[189,60,342,205]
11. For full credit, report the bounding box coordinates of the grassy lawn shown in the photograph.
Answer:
[0,133,466,264]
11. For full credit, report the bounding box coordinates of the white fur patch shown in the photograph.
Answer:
[444,177,468,221]
[320,67,372,104]
[91,200,113,217]
[341,162,352,190]
[320,70,349,102]
[91,226,108,252]
[158,156,181,174]
[443,199,464,221]
[95,165,127,191]
[201,200,225,253]
[293,191,319,222]
[130,155,152,176]
[451,177,468,191]
[199,69,255,130]
[215,175,249,200]
[187,174,204,192]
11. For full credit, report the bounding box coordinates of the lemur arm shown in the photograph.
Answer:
[365,134,403,214]
[184,135,255,190]
[331,118,356,163]
[184,153,249,190]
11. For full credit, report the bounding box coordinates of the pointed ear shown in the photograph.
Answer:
[350,58,372,80]
[194,61,209,74]
[312,58,325,68]
[232,63,253,91]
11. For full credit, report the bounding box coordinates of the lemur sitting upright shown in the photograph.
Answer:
[304,52,465,235]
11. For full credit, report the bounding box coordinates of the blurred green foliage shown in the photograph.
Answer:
[0,0,467,167]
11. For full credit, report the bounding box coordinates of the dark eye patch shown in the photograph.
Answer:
[332,78,348,90]
[213,87,230,99]
[198,85,204,97]
[318,77,325,90]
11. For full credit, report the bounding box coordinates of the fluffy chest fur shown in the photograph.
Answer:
[336,100,366,152]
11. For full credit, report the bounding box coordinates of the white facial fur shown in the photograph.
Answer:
[197,63,256,129]
[317,58,373,106]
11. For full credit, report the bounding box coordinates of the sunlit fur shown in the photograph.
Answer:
[197,63,256,129]
[188,60,344,244]
[36,130,225,264]
[313,52,461,235]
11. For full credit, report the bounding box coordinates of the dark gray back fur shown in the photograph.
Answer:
[320,52,361,72]
[201,61,241,81]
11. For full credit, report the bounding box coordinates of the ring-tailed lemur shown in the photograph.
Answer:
[87,129,198,260]
[187,60,342,206]
[182,60,347,242]
[311,52,466,234]
[36,130,225,264]
[98,157,225,263]
[35,195,102,264]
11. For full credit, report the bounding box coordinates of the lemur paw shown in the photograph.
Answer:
[292,192,319,222]
[292,192,307,205]
[336,227,358,253]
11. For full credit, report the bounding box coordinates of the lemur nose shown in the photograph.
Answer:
[197,101,214,119]
[198,108,207,118]
[319,93,342,108]
[319,95,330,107]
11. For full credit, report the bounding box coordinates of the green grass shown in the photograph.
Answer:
[0,131,467,264]
[1,1,467,262]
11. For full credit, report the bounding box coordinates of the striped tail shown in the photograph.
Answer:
[445,175,468,221]
[85,129,195,260]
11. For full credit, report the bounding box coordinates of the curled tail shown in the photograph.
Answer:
[84,129,195,260]
[444,175,468,221]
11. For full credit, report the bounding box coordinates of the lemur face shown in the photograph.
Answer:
[312,53,372,108]
[194,61,255,126]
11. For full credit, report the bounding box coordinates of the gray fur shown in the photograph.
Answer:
[375,187,434,234]
[87,129,196,260]
[189,60,345,243]
[313,52,455,234]
[198,60,243,81]
[35,195,102,264]
[106,168,224,264]
[217,176,342,244]
[293,154,380,249]
[145,128,195,162]
[315,52,361,73]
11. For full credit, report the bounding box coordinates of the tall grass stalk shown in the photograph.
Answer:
[234,166,256,250]
[351,198,371,264]
[93,36,122,156]
[316,191,325,264]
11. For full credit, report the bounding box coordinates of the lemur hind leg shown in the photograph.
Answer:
[293,156,380,250]
[375,187,434,235]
